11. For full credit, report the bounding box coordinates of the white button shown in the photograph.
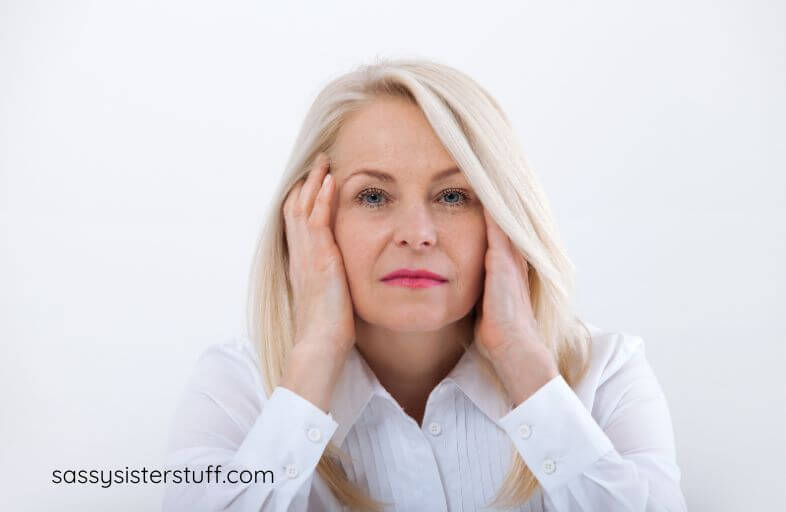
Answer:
[307,427,322,442]
[284,464,298,479]
[518,424,532,439]
[542,458,556,474]
[428,422,442,436]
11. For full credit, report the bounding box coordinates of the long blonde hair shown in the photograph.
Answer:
[245,56,593,510]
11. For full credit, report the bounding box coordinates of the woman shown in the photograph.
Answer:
[163,58,688,511]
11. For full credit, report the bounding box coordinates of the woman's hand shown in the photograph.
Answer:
[280,152,356,411]
[473,208,560,405]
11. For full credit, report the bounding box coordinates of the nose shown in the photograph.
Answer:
[392,203,438,250]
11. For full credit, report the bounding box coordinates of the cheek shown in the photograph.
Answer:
[461,238,487,283]
[334,213,378,282]
[334,211,370,251]
[444,217,487,286]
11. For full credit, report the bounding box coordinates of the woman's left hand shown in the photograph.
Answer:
[473,208,560,404]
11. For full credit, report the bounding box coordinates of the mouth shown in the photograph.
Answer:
[380,268,448,289]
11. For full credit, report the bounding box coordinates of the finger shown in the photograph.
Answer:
[298,153,330,217]
[483,207,514,254]
[283,178,306,218]
[309,171,334,227]
[283,179,309,271]
[483,208,531,292]
[519,253,529,278]
[518,252,530,289]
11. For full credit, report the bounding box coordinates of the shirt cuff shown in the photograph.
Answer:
[498,374,615,495]
[233,385,339,485]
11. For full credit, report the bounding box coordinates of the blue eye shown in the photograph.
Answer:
[356,188,387,208]
[354,188,471,209]
[441,189,468,206]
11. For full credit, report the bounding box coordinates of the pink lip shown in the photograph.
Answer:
[382,277,446,288]
[381,268,448,288]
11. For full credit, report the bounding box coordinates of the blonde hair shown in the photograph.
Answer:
[245,56,593,510]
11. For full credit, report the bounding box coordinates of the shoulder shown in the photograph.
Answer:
[584,322,646,385]
[577,322,664,422]
[571,322,648,402]
[168,336,269,448]
[184,335,267,400]
[194,334,262,369]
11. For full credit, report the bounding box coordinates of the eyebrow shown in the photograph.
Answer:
[343,166,462,186]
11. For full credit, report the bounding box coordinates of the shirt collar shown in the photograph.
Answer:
[329,342,512,446]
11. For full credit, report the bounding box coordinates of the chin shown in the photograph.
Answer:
[364,309,455,333]
[388,321,445,333]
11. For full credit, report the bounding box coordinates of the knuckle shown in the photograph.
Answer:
[305,215,322,228]
[289,200,306,217]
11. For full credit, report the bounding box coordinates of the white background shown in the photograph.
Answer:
[2,1,784,510]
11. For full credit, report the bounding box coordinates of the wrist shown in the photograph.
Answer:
[280,341,350,413]
[488,341,559,406]
[290,338,352,373]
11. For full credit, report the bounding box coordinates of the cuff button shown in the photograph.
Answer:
[307,427,322,442]
[542,458,556,474]
[284,464,299,479]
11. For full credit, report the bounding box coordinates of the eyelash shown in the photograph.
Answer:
[354,187,471,209]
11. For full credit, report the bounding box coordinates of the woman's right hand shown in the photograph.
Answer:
[280,152,356,411]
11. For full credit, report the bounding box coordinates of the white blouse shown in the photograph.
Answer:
[163,323,688,511]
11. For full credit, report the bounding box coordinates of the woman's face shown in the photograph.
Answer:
[327,96,487,332]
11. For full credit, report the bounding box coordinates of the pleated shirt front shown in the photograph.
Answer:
[163,324,687,511]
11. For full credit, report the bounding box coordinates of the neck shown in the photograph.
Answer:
[354,313,474,426]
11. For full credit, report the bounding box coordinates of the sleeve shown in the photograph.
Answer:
[162,341,339,512]
[497,337,688,511]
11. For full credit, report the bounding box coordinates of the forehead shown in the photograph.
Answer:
[329,97,457,179]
